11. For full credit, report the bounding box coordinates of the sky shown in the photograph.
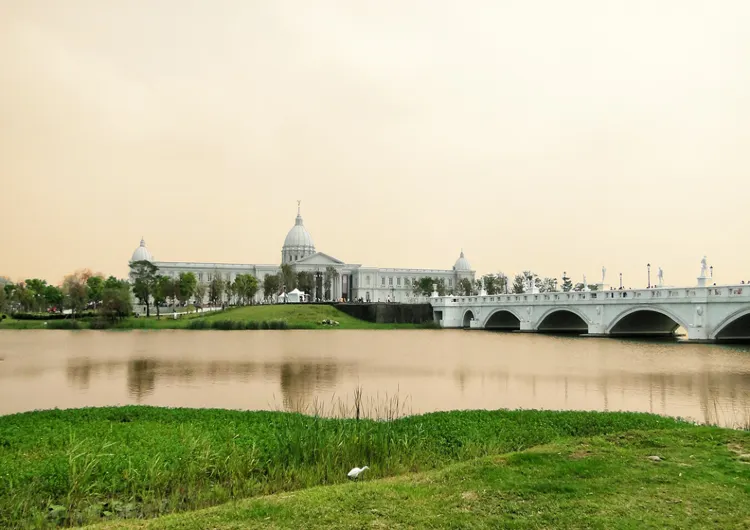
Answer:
[1,0,749,287]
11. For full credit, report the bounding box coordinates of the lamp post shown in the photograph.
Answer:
[619,272,622,289]
[647,263,651,288]
[710,265,713,278]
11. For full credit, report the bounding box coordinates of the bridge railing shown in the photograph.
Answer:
[431,284,750,306]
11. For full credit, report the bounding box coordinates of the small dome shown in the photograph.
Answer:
[453,250,471,271]
[131,237,154,262]
[281,203,315,262]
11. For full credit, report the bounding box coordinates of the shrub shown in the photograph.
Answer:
[88,319,113,330]
[11,311,97,321]
[45,320,82,330]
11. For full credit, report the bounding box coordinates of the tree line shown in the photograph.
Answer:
[407,271,598,297]
[0,271,132,322]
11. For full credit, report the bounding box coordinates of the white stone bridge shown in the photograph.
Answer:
[430,284,750,342]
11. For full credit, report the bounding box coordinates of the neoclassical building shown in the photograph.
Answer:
[130,204,475,303]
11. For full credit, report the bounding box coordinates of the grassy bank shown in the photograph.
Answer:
[0,406,710,528]
[0,305,436,331]
[93,428,750,529]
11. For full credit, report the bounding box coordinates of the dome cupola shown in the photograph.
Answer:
[281,202,315,263]
[453,249,471,271]
[131,237,154,263]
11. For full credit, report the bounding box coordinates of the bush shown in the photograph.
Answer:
[45,320,82,330]
[11,311,97,321]
[88,319,113,330]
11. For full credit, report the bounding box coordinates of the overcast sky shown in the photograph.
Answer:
[1,1,749,287]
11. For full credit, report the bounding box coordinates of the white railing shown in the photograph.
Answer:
[431,284,750,306]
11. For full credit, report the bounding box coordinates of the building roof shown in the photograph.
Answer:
[453,250,471,271]
[131,238,154,263]
[282,203,315,251]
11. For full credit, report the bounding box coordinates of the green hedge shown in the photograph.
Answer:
[187,319,290,330]
[11,311,97,321]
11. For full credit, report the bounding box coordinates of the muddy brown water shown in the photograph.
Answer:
[1,330,749,427]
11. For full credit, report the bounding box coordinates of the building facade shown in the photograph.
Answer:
[130,204,475,304]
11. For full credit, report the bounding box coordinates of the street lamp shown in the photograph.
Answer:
[710,266,713,278]
[619,272,623,289]
[647,263,651,288]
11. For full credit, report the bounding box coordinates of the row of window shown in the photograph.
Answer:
[368,276,453,288]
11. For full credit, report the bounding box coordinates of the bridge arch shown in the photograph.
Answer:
[606,306,688,337]
[535,307,589,333]
[710,308,750,341]
[462,310,475,329]
[483,308,522,330]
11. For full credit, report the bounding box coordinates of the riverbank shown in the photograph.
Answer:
[0,304,438,330]
[1,406,748,528]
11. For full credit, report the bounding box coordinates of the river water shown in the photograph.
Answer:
[1,330,749,427]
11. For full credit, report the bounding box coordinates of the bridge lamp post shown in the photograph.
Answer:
[647,263,651,288]
[710,266,713,278]
[619,272,622,289]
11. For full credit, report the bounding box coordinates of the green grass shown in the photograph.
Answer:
[91,428,750,529]
[0,407,701,528]
[0,305,436,331]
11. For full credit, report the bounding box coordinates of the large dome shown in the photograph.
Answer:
[131,238,154,262]
[281,203,315,263]
[453,250,471,271]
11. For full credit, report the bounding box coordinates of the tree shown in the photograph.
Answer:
[234,274,259,305]
[194,283,207,307]
[539,277,557,292]
[100,284,132,322]
[3,283,17,313]
[0,287,6,313]
[104,276,128,290]
[24,279,48,312]
[458,278,473,296]
[481,274,497,295]
[412,277,433,297]
[561,272,573,292]
[263,274,280,300]
[208,272,225,306]
[324,266,339,300]
[86,276,105,308]
[178,272,197,305]
[62,270,90,317]
[512,273,526,294]
[44,285,64,312]
[225,279,236,305]
[280,264,296,293]
[296,271,315,296]
[152,275,173,318]
[129,260,159,317]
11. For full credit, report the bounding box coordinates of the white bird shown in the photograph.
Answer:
[347,466,369,480]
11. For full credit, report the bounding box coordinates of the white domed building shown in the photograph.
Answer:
[130,203,475,304]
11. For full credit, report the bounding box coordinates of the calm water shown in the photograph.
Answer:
[1,330,749,427]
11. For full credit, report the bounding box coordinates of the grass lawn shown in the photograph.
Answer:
[91,428,750,529]
[0,304,428,330]
[3,407,733,528]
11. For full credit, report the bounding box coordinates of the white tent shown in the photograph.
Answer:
[287,288,305,303]
[277,292,288,303]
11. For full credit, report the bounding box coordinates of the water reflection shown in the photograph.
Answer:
[0,330,749,427]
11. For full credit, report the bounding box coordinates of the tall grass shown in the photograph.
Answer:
[0,395,690,528]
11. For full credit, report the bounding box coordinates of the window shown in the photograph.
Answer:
[405,278,410,286]
[389,277,393,286]
[381,277,385,286]
[448,279,452,287]
[207,274,213,282]
[366,275,370,286]
[198,273,203,281]
[397,277,401,286]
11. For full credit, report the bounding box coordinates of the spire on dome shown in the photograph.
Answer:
[295,200,304,226]
[140,237,146,247]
